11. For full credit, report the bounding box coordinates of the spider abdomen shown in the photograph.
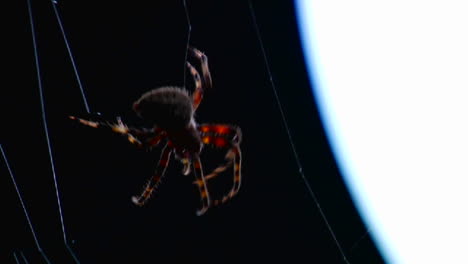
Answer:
[133,87,193,129]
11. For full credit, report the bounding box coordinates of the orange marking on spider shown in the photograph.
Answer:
[235,174,241,182]
[202,137,211,144]
[70,116,100,128]
[200,190,208,198]
[195,179,205,187]
[214,125,231,134]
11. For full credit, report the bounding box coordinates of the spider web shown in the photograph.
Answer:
[3,1,383,263]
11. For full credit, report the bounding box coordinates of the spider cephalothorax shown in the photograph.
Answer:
[70,47,242,215]
[133,87,202,154]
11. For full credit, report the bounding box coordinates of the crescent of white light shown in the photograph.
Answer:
[295,1,468,263]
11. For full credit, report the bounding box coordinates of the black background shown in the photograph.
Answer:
[3,1,384,263]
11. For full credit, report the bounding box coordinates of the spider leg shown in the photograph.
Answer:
[132,142,173,206]
[192,154,211,216]
[189,47,212,110]
[200,138,242,206]
[214,143,241,206]
[69,116,165,149]
[199,124,242,143]
[197,124,243,206]
[186,61,203,110]
[177,151,192,176]
[145,131,167,150]
[204,149,235,181]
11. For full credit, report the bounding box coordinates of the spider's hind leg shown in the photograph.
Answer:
[213,143,242,206]
[198,124,243,206]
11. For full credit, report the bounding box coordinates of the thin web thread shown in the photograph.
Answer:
[248,2,351,263]
[27,1,81,263]
[20,252,30,264]
[27,0,67,243]
[51,0,90,114]
[1,145,51,264]
[349,227,372,253]
[182,0,192,88]
[13,252,20,264]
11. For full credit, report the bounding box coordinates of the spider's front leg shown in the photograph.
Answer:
[188,47,212,111]
[69,116,164,149]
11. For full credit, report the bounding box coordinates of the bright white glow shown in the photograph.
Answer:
[296,1,468,263]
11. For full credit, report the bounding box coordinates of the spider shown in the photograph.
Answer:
[70,47,242,216]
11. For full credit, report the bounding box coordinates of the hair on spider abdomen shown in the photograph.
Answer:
[133,87,194,129]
